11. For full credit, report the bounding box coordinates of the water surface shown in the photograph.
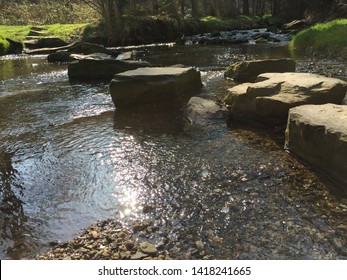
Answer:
[1,44,347,259]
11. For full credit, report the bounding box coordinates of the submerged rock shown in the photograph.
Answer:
[109,67,202,107]
[185,96,229,124]
[285,104,347,189]
[68,53,151,80]
[224,58,296,82]
[224,72,347,125]
[139,242,157,255]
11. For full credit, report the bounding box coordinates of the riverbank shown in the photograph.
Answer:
[290,19,347,58]
[0,15,271,55]
[0,24,87,55]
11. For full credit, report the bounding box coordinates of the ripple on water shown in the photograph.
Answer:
[1,47,347,260]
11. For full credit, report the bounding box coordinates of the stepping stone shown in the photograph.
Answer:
[109,66,202,107]
[285,104,347,189]
[224,72,347,125]
[68,53,151,80]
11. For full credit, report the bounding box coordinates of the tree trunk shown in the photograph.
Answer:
[180,0,186,16]
[209,0,219,16]
[273,0,281,16]
[191,0,199,18]
[242,0,250,15]
[152,0,160,14]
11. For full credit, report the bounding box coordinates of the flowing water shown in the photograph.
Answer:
[1,43,347,260]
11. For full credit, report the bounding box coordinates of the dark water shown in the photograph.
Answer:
[1,43,347,260]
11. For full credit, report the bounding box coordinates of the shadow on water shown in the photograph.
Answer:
[113,103,187,135]
[0,150,36,259]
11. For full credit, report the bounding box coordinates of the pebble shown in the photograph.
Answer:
[131,251,149,260]
[139,242,158,255]
[36,219,166,260]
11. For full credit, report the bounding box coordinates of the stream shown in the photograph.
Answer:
[1,41,347,260]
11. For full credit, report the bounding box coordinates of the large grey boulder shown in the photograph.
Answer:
[343,93,347,105]
[224,72,347,125]
[109,67,202,107]
[185,97,229,124]
[285,104,347,189]
[68,53,151,80]
[225,59,296,82]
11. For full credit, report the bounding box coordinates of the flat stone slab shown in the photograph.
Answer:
[109,67,202,107]
[185,96,229,124]
[224,72,347,125]
[68,53,151,80]
[224,59,296,82]
[24,37,68,49]
[285,104,347,189]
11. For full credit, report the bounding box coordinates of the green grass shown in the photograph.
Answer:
[289,19,347,53]
[0,24,87,42]
[44,23,87,41]
[0,25,31,41]
[0,24,88,55]
[0,26,28,55]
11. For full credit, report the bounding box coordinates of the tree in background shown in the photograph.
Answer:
[1,0,345,27]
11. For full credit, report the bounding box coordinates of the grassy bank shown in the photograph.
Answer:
[289,19,347,56]
[0,24,87,55]
[1,15,264,54]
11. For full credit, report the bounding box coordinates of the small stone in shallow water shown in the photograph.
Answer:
[196,240,204,250]
[131,251,149,260]
[91,231,99,239]
[139,241,158,255]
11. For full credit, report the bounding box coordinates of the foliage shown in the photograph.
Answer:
[289,19,347,54]
[1,0,345,49]
[0,0,99,25]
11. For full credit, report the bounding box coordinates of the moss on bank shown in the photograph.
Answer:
[289,19,347,56]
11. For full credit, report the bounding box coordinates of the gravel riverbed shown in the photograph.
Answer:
[37,219,169,260]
